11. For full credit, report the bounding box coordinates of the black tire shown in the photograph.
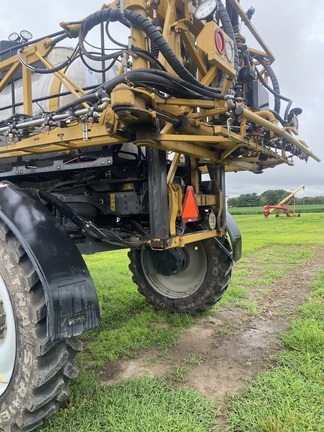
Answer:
[128,236,232,313]
[0,221,82,432]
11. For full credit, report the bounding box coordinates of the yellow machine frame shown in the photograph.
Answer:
[0,0,320,247]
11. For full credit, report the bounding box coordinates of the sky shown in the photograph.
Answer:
[1,1,323,197]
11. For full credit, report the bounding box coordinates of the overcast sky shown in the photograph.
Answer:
[1,1,323,197]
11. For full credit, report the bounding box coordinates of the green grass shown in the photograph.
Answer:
[81,250,194,366]
[226,271,324,432]
[232,213,324,254]
[228,203,324,215]
[37,214,324,431]
[39,374,218,432]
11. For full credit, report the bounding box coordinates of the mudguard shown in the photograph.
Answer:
[0,181,100,341]
[226,211,242,262]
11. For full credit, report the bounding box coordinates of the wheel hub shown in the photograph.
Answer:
[141,241,207,299]
[0,299,6,339]
[145,248,189,276]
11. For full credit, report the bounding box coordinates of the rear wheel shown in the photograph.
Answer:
[0,221,82,432]
[129,236,232,313]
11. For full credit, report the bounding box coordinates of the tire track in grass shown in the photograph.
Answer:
[99,248,324,410]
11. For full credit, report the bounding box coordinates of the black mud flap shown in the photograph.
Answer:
[226,211,242,262]
[0,182,100,341]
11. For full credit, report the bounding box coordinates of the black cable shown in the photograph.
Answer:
[83,39,124,52]
[79,8,226,98]
[252,54,283,116]
[254,62,292,120]
[79,50,119,74]
[217,0,240,87]
[132,48,166,71]
[17,45,79,74]
[38,190,85,228]
[105,19,128,48]
[226,0,240,33]
[55,92,104,113]
[38,189,142,247]
[55,67,221,114]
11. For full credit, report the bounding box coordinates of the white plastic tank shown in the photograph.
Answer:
[0,47,118,121]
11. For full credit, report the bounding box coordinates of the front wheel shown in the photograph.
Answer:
[129,236,232,313]
[0,222,82,432]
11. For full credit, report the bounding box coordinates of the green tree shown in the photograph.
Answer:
[260,189,289,206]
[227,197,239,207]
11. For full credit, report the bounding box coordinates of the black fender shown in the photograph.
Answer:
[226,211,242,262]
[0,181,100,341]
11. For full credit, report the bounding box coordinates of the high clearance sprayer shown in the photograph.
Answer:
[0,1,320,430]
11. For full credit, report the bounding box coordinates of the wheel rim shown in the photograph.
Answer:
[0,274,16,397]
[141,241,207,299]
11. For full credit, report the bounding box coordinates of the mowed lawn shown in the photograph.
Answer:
[39,213,324,432]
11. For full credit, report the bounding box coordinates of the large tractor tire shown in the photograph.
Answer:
[0,221,82,432]
[129,235,232,313]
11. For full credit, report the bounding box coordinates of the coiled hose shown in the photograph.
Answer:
[217,0,240,87]
[79,8,227,98]
[253,55,281,115]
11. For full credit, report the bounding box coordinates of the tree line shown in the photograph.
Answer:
[227,190,324,207]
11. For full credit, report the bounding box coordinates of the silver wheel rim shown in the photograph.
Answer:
[0,274,16,396]
[142,241,207,299]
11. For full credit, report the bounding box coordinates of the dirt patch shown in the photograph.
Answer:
[100,250,323,409]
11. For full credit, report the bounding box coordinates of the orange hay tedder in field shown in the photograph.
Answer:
[263,185,305,218]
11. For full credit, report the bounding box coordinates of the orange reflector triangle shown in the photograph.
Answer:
[181,186,199,222]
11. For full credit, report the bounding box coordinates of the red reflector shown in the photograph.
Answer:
[181,186,199,222]
[215,29,225,55]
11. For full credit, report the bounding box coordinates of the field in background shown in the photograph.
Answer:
[228,203,324,215]
[38,213,324,432]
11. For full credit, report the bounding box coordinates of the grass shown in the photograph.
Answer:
[39,374,218,432]
[80,250,194,366]
[228,203,324,215]
[37,213,324,431]
[232,213,324,254]
[226,271,324,432]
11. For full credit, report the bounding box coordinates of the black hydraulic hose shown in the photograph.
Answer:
[255,68,292,121]
[38,190,140,247]
[79,52,118,74]
[132,48,167,70]
[17,46,79,74]
[55,91,104,113]
[104,69,225,99]
[269,109,286,127]
[79,8,225,97]
[215,1,240,89]
[105,19,128,48]
[253,55,281,115]
[38,190,85,228]
[55,67,225,114]
[226,0,240,33]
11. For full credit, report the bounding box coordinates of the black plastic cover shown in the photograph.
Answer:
[226,211,242,262]
[0,182,100,341]
[246,80,269,111]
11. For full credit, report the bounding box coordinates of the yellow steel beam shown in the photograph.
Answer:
[22,67,32,116]
[149,230,218,249]
[236,107,321,162]
[34,52,88,106]
[227,0,275,63]
[135,136,218,163]
[0,62,20,92]
[178,27,207,76]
